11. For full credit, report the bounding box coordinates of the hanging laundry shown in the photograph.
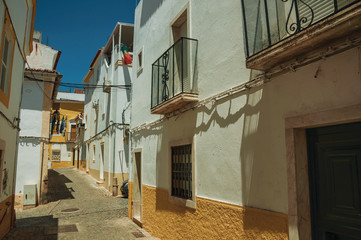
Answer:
[60,116,64,134]
[63,116,67,137]
[50,115,53,135]
[121,44,132,65]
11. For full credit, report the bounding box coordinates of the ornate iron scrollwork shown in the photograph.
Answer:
[161,51,170,101]
[282,0,314,35]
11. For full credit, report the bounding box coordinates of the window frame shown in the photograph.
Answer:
[0,139,5,197]
[168,137,196,208]
[136,46,143,76]
[0,10,16,108]
[51,149,61,161]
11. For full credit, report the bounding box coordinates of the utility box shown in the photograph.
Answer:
[23,184,37,206]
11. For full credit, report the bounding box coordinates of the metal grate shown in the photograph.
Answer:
[61,208,80,213]
[132,231,145,238]
[171,144,192,200]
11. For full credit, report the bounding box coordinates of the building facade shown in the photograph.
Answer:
[49,91,84,169]
[0,0,36,238]
[83,22,133,194]
[74,111,87,172]
[15,31,62,209]
[129,0,361,239]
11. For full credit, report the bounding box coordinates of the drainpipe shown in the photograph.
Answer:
[108,34,115,188]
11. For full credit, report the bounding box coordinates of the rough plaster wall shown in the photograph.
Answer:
[19,82,43,137]
[142,185,288,240]
[26,42,58,70]
[15,140,41,194]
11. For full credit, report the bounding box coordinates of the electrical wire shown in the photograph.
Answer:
[0,110,20,130]
[24,76,131,89]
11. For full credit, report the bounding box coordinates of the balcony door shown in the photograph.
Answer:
[133,151,142,224]
[171,8,189,95]
[307,122,361,239]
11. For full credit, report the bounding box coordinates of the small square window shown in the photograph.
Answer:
[137,48,143,76]
[52,150,61,161]
[171,144,192,200]
[138,51,142,69]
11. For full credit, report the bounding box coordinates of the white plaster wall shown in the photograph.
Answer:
[130,0,361,215]
[15,140,41,194]
[26,42,58,70]
[83,24,132,176]
[0,0,31,202]
[131,0,250,204]
[19,81,44,137]
[51,143,73,162]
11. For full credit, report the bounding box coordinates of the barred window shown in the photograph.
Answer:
[171,144,192,199]
[52,150,61,161]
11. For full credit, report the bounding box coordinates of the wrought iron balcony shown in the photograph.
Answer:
[151,37,198,114]
[242,0,361,70]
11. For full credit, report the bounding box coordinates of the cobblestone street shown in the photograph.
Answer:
[5,168,155,240]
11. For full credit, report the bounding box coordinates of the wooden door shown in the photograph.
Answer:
[70,125,76,141]
[307,122,361,240]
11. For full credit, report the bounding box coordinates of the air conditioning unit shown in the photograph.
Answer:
[103,80,111,93]
[92,99,99,109]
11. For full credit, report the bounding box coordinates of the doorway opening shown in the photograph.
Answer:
[133,151,142,225]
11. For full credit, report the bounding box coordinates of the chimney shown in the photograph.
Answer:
[33,31,42,43]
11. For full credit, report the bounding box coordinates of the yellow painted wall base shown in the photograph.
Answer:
[88,168,129,195]
[128,181,133,219]
[14,194,23,209]
[50,161,72,169]
[0,195,15,239]
[75,160,87,172]
[141,185,288,240]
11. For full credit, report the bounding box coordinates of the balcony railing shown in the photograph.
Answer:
[242,0,361,58]
[151,37,198,114]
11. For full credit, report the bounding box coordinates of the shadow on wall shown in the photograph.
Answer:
[5,215,59,239]
[146,83,270,214]
[19,139,41,147]
[122,66,131,102]
[140,0,165,27]
[154,110,197,212]
[46,169,74,203]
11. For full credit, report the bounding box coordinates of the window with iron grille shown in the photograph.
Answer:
[171,144,192,199]
[52,150,61,161]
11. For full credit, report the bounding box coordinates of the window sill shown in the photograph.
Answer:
[137,67,143,77]
[168,195,196,209]
[246,1,361,71]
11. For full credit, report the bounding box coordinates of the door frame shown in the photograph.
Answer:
[100,142,105,181]
[285,104,361,240]
[132,148,142,225]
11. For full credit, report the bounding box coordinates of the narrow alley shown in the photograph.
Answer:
[5,168,155,240]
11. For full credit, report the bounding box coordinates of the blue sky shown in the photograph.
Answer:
[35,0,137,91]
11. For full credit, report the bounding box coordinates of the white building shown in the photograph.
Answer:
[16,31,62,208]
[129,0,361,239]
[49,91,84,169]
[0,0,36,237]
[83,23,133,194]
